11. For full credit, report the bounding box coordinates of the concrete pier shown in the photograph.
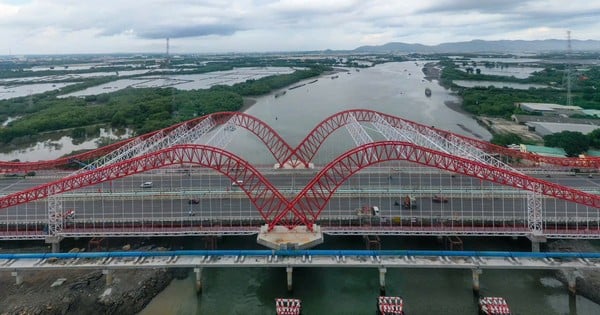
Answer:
[567,271,577,296]
[11,271,23,285]
[472,268,482,294]
[194,268,203,294]
[286,266,293,292]
[45,236,62,253]
[379,267,387,295]
[527,235,547,253]
[102,269,113,286]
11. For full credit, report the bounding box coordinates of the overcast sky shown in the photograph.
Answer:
[1,0,599,55]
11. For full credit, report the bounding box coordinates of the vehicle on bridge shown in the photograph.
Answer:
[140,181,153,188]
[357,205,380,217]
[432,195,448,203]
[50,209,75,221]
[188,198,200,205]
[231,180,243,186]
[478,297,511,315]
[395,195,417,209]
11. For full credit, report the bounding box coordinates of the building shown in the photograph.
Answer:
[515,102,583,116]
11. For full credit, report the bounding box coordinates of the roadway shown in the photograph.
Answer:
[1,166,599,227]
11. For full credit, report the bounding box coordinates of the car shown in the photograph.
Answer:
[140,181,153,188]
[188,198,200,204]
[432,195,449,203]
[65,209,75,220]
[231,180,243,186]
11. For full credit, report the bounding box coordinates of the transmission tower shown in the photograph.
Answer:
[566,30,572,106]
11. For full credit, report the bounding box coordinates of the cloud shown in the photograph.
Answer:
[0,0,599,54]
[135,24,242,39]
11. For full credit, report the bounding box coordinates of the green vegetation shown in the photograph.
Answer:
[0,65,329,147]
[490,133,523,146]
[543,131,590,157]
[440,59,600,118]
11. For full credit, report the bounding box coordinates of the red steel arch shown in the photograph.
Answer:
[5,109,599,173]
[274,140,600,229]
[282,109,600,169]
[0,144,307,228]
[0,112,299,173]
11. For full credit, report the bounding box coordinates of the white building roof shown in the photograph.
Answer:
[526,122,599,136]
[517,102,582,111]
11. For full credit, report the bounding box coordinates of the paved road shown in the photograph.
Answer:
[1,167,598,224]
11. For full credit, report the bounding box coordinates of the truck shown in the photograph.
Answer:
[356,205,380,217]
[395,195,417,209]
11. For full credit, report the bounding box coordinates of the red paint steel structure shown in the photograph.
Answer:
[0,109,599,239]
[3,109,600,173]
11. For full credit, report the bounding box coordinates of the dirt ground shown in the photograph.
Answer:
[0,266,174,315]
[478,116,543,143]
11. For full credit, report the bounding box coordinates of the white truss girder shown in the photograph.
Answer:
[205,121,238,149]
[47,196,63,235]
[373,113,543,236]
[345,114,374,146]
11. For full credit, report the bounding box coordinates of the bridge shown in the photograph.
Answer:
[2,249,599,294]
[0,109,599,250]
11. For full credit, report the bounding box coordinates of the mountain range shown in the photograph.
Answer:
[353,39,600,53]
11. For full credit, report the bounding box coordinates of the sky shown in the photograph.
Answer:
[1,0,599,55]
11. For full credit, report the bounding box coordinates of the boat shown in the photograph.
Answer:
[275,298,302,315]
[289,83,306,90]
[425,88,432,97]
[274,91,286,98]
[377,296,404,315]
[479,297,511,315]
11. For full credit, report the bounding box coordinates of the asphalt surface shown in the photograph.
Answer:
[1,167,598,224]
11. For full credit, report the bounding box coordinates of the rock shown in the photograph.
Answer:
[51,278,67,287]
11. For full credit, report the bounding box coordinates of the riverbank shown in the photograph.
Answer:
[547,239,600,305]
[0,243,186,315]
[1,268,174,315]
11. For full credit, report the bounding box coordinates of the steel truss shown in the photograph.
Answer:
[371,113,543,235]
[4,109,600,173]
[273,141,600,228]
[0,145,307,228]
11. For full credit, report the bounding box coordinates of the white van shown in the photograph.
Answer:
[140,181,153,188]
[231,180,243,186]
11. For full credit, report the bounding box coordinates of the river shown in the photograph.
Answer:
[137,61,600,315]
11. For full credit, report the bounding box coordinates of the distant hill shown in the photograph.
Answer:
[354,39,600,53]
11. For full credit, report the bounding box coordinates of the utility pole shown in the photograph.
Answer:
[566,30,572,106]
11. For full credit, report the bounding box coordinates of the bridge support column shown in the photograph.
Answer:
[379,267,387,295]
[102,269,113,287]
[527,235,546,253]
[194,268,203,294]
[567,271,577,296]
[45,236,62,253]
[472,268,482,295]
[286,267,293,292]
[11,271,23,285]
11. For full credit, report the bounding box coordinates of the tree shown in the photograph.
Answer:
[544,131,589,157]
[587,128,600,149]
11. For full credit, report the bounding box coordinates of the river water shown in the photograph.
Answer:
[137,61,600,315]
